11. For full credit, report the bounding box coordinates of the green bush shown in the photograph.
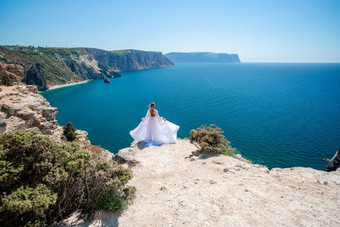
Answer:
[0,130,135,226]
[96,189,127,212]
[189,124,236,156]
[63,121,76,141]
[1,184,57,216]
[0,74,13,86]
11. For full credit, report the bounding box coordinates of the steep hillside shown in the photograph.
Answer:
[0,46,173,90]
[165,52,240,63]
[86,48,174,71]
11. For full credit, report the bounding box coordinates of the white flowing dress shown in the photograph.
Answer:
[130,109,179,144]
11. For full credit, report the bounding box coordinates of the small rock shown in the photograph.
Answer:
[121,164,129,169]
[41,107,58,120]
[16,109,35,120]
[26,85,38,93]
[160,186,167,191]
[223,168,229,172]
[5,116,25,131]
[212,160,223,165]
[323,181,328,185]
[104,77,111,83]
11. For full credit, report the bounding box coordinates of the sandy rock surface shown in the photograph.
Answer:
[116,139,340,227]
[0,62,25,81]
[0,85,59,134]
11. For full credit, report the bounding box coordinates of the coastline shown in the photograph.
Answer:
[47,80,89,91]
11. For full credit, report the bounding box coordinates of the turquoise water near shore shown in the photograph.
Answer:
[42,63,340,170]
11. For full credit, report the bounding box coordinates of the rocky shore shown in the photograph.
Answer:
[47,80,89,91]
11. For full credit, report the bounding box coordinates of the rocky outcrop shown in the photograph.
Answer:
[326,149,340,172]
[165,52,241,63]
[0,62,24,84]
[0,85,57,134]
[0,84,108,145]
[104,77,111,83]
[114,139,340,226]
[0,46,172,90]
[23,63,48,91]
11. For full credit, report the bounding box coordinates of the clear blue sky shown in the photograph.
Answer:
[1,0,339,62]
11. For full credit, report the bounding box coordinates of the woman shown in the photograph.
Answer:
[130,102,179,145]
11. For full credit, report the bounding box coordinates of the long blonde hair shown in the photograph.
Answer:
[149,102,156,117]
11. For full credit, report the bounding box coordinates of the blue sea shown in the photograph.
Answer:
[41,63,340,170]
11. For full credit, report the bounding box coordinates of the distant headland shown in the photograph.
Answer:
[165,52,241,63]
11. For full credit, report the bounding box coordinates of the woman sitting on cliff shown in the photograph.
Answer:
[130,102,179,145]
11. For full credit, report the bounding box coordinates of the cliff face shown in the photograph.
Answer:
[23,63,48,91]
[0,84,102,148]
[165,52,241,63]
[86,48,174,72]
[0,85,58,135]
[0,46,173,90]
[0,63,25,82]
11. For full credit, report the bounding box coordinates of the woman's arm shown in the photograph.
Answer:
[155,110,166,121]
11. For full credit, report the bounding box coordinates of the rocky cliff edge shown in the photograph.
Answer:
[65,139,340,226]
[113,140,340,226]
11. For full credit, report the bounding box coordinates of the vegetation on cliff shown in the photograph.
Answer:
[190,124,236,156]
[0,74,13,86]
[0,45,173,90]
[83,48,173,72]
[63,122,77,141]
[0,130,135,226]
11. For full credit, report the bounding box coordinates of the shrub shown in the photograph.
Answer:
[63,121,76,141]
[0,74,13,86]
[189,124,236,156]
[0,130,135,226]
[1,184,57,215]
